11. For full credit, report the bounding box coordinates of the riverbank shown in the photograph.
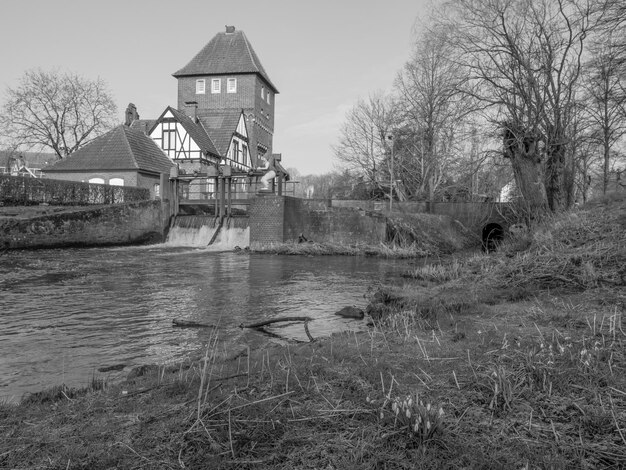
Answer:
[1,193,625,469]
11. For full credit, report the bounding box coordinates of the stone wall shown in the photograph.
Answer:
[0,201,168,250]
[330,200,512,232]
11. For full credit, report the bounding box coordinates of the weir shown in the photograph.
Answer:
[165,215,250,249]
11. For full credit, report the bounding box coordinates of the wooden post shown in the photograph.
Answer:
[219,177,226,220]
[277,172,283,196]
[227,177,232,217]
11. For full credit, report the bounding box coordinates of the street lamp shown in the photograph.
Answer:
[386,133,394,211]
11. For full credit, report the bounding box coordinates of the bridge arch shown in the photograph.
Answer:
[482,222,504,252]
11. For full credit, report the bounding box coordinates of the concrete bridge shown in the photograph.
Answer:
[330,199,519,249]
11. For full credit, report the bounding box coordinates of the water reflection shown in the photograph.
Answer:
[0,247,408,401]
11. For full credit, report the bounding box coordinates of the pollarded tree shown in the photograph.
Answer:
[0,69,118,160]
[442,0,605,212]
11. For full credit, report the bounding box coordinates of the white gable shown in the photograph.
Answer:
[236,114,248,138]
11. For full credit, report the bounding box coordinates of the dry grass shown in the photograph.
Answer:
[1,195,625,469]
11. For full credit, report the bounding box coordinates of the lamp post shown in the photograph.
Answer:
[386,133,394,212]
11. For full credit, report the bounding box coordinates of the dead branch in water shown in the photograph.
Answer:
[172,319,215,328]
[239,316,313,329]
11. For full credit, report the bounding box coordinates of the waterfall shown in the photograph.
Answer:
[165,215,249,249]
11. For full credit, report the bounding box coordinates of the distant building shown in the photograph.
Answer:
[43,125,175,199]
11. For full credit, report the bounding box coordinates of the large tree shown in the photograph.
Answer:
[333,92,397,196]
[442,0,604,212]
[394,24,473,200]
[0,69,117,160]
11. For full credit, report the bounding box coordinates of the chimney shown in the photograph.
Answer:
[184,101,198,122]
[225,25,235,34]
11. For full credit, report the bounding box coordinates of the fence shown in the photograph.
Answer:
[0,175,150,206]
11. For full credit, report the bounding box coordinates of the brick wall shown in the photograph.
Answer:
[249,196,387,248]
[177,74,256,111]
[177,73,275,163]
[249,195,284,248]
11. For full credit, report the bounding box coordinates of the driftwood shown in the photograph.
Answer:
[172,319,214,328]
[239,316,313,329]
[240,316,316,342]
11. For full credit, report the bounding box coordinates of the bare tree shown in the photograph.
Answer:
[394,24,473,200]
[441,0,605,212]
[333,92,397,195]
[583,38,626,194]
[0,69,118,160]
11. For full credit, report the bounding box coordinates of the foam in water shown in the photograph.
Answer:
[208,227,250,251]
[165,216,249,249]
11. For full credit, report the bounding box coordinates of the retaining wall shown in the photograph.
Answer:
[0,201,168,250]
[249,196,387,249]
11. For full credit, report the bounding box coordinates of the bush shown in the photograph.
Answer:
[0,175,150,205]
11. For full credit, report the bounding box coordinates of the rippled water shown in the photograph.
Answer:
[0,246,409,402]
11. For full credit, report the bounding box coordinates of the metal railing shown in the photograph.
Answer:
[177,178,297,202]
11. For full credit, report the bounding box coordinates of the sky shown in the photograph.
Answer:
[0,0,432,175]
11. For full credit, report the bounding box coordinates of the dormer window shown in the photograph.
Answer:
[211,79,221,94]
[227,78,237,93]
[196,79,205,94]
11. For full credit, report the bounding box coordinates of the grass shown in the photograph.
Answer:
[1,192,625,469]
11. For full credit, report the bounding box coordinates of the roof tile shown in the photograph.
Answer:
[173,29,278,93]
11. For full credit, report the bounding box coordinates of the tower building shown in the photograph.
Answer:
[172,26,278,166]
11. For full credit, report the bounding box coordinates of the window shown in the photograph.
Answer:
[261,86,265,99]
[89,177,104,184]
[267,91,271,104]
[153,183,160,198]
[109,178,124,186]
[196,79,205,94]
[211,79,221,93]
[227,78,237,93]
[242,144,248,167]
[232,140,240,163]
[163,129,176,152]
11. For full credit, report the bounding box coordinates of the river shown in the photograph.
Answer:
[0,245,410,402]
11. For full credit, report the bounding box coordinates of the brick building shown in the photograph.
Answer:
[172,25,278,166]
[43,125,175,199]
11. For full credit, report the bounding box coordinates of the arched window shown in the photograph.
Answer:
[88,177,104,184]
[109,178,124,186]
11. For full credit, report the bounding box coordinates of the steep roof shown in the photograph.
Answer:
[197,109,245,156]
[163,107,221,158]
[44,126,174,174]
[173,28,278,93]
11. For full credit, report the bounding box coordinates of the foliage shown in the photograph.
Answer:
[0,175,150,206]
[0,68,117,159]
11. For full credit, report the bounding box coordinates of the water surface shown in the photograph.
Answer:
[0,246,408,401]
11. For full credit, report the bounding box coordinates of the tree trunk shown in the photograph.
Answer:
[545,143,567,212]
[510,151,549,215]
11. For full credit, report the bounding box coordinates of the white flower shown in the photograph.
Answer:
[426,420,431,431]
[439,407,444,417]
[406,409,411,419]
[427,403,431,412]
[380,411,384,419]
[414,422,419,433]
